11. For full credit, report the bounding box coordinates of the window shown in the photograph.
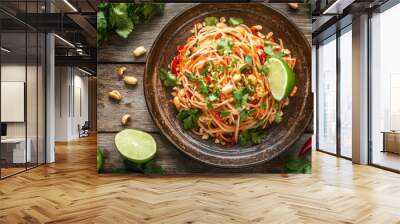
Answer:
[370,3,400,171]
[317,36,337,154]
[339,27,352,158]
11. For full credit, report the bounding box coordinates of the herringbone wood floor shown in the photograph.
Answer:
[1,135,400,224]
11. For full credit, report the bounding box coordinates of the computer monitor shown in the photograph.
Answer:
[1,123,7,137]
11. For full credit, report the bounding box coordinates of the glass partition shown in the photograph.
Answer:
[339,27,352,158]
[0,1,46,179]
[370,3,400,171]
[317,35,337,154]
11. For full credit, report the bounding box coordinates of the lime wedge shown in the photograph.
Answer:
[115,129,156,164]
[97,148,104,172]
[267,57,296,101]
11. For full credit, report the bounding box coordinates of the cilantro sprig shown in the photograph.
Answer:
[216,39,233,55]
[238,129,266,146]
[177,109,202,130]
[233,87,250,108]
[159,68,177,87]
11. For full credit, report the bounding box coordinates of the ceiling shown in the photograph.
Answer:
[0,0,97,74]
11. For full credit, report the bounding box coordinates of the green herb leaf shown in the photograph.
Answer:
[272,52,285,59]
[220,111,230,117]
[239,109,255,122]
[97,11,108,45]
[228,17,244,26]
[260,103,268,110]
[264,44,274,56]
[177,109,202,129]
[238,131,250,146]
[204,16,218,26]
[286,155,311,174]
[199,80,209,94]
[141,3,164,22]
[216,39,233,55]
[109,3,134,39]
[208,90,220,102]
[244,55,253,65]
[274,111,283,123]
[233,87,250,108]
[264,43,285,59]
[188,73,197,81]
[143,161,165,175]
[238,129,266,145]
[159,68,177,87]
[207,100,213,109]
[259,65,269,76]
[211,73,218,82]
[250,129,265,144]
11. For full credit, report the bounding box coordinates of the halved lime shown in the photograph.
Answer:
[267,57,296,101]
[115,129,156,164]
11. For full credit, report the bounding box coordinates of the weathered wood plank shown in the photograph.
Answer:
[98,3,194,63]
[97,64,158,133]
[98,3,311,63]
[98,132,312,174]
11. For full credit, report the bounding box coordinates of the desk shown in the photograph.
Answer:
[1,138,31,163]
[382,131,400,154]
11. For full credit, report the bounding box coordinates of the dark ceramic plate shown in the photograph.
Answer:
[144,3,312,168]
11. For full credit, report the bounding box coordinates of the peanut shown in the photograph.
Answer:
[248,75,257,85]
[221,84,234,94]
[173,96,181,109]
[232,74,241,82]
[133,46,147,57]
[288,3,299,10]
[252,25,262,31]
[121,114,131,125]
[116,66,127,77]
[123,76,138,85]
[108,90,122,101]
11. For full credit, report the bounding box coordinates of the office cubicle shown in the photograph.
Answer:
[0,1,46,179]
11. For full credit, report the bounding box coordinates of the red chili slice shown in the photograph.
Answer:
[215,33,222,40]
[176,45,184,53]
[255,45,266,64]
[298,137,312,157]
[251,27,258,36]
[259,52,266,64]
[171,56,180,75]
[204,75,212,84]
[212,111,224,123]
[185,90,192,98]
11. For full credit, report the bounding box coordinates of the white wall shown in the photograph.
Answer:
[54,67,89,141]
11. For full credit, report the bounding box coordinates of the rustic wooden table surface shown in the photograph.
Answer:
[98,3,312,174]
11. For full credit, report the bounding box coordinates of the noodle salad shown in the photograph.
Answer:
[159,16,297,146]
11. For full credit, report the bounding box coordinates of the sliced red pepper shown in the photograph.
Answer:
[185,90,192,98]
[255,45,266,64]
[298,137,312,157]
[176,45,184,53]
[259,52,266,64]
[204,75,212,84]
[171,55,180,75]
[212,111,224,123]
[220,93,226,101]
[215,33,222,40]
[251,27,258,36]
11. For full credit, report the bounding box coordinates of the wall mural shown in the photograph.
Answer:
[97,3,313,174]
